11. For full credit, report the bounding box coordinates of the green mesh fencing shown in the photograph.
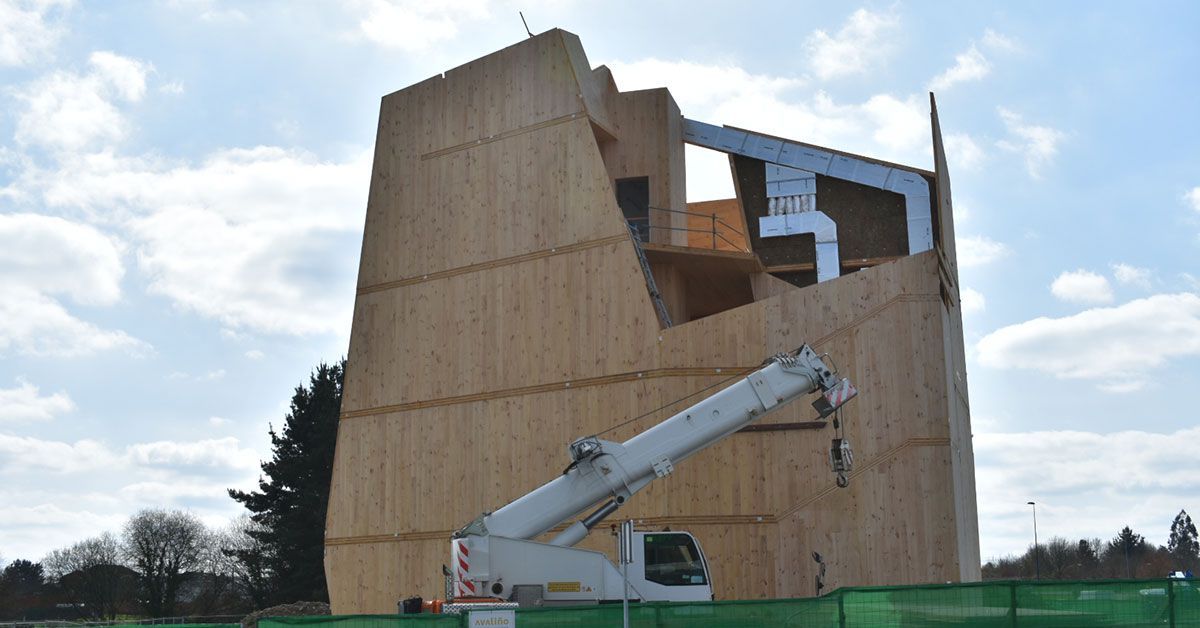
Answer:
[259,578,1200,628]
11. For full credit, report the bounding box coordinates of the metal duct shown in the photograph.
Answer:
[682,119,934,255]
[760,165,839,283]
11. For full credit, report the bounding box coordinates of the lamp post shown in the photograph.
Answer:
[1027,501,1040,580]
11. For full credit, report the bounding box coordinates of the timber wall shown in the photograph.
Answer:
[326,29,979,612]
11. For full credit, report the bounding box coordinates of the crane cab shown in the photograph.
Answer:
[625,530,714,602]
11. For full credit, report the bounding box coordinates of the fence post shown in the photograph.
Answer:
[1168,578,1176,628]
[1010,581,1018,628]
[837,592,846,628]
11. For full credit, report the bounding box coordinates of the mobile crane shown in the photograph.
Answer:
[408,344,857,612]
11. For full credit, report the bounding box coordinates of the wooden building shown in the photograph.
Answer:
[325,29,979,612]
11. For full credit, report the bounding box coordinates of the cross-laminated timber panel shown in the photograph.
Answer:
[326,27,978,613]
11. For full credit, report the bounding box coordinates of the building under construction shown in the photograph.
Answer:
[324,29,978,613]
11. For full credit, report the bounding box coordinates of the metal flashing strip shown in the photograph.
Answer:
[683,118,934,254]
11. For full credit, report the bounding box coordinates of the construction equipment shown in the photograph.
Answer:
[408,344,857,612]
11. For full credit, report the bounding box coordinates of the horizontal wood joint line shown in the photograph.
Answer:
[357,234,628,295]
[809,292,940,349]
[340,366,757,420]
[325,515,776,547]
[420,111,586,160]
[737,421,827,433]
[775,436,952,522]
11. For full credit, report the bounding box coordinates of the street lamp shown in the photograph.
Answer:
[1027,501,1040,580]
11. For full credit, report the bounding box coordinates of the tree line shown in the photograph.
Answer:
[983,512,1199,581]
[0,361,343,621]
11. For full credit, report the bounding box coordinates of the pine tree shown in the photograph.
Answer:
[1106,526,1149,578]
[1168,510,1199,571]
[229,361,344,605]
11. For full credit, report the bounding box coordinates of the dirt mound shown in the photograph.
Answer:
[241,600,331,628]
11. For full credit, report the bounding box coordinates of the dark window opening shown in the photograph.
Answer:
[616,176,650,242]
[643,533,708,586]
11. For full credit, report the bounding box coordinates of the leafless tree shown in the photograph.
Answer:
[43,532,135,619]
[220,514,273,609]
[123,509,208,617]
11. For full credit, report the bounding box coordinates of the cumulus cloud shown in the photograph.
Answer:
[1050,269,1113,304]
[0,213,146,357]
[0,213,124,305]
[0,433,122,473]
[0,0,72,67]
[957,235,1010,268]
[14,51,152,153]
[126,437,258,469]
[944,132,984,171]
[0,286,148,357]
[0,433,260,474]
[352,0,490,53]
[976,425,1200,557]
[805,8,900,80]
[1186,187,1200,213]
[960,286,985,314]
[0,379,75,423]
[1111,263,1153,290]
[610,61,932,169]
[996,107,1065,180]
[12,146,370,336]
[981,29,1021,54]
[930,45,990,91]
[976,292,1200,391]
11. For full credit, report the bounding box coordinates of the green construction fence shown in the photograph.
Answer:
[260,577,1200,627]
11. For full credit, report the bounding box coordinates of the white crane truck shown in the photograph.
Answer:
[405,344,857,613]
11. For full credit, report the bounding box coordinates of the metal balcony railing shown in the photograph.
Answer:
[626,206,748,252]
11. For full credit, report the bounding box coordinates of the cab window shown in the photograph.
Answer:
[643,534,708,586]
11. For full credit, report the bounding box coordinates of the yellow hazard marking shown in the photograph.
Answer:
[547,581,582,593]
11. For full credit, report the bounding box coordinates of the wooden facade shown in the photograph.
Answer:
[326,29,979,612]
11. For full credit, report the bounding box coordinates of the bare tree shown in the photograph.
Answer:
[221,514,273,609]
[123,509,208,617]
[43,533,135,619]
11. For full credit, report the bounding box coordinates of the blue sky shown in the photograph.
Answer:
[0,0,1197,567]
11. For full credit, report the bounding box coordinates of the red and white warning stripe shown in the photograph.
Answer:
[454,540,473,597]
[823,379,858,409]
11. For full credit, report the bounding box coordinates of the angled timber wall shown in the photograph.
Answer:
[326,29,978,612]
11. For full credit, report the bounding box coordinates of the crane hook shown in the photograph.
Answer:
[836,472,849,488]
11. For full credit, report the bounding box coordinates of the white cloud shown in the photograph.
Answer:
[977,292,1200,391]
[353,0,491,53]
[996,107,1065,180]
[1111,263,1153,290]
[14,51,152,153]
[0,433,121,473]
[1050,269,1113,304]
[961,286,985,314]
[208,416,232,426]
[0,213,124,305]
[1186,187,1200,213]
[0,378,75,423]
[244,349,265,360]
[981,29,1021,54]
[200,369,226,381]
[0,285,148,357]
[944,132,984,171]
[957,235,1010,268]
[976,425,1200,557]
[610,60,932,170]
[930,45,990,91]
[0,0,72,67]
[0,213,145,357]
[805,8,899,80]
[0,433,260,474]
[610,58,804,113]
[15,147,370,336]
[126,437,258,470]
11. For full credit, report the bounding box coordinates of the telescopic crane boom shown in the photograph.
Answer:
[439,344,856,608]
